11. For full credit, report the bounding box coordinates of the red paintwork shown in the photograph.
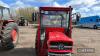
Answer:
[48,32,73,53]
[48,32,73,42]
[46,27,65,33]
[8,20,15,22]
[40,7,73,11]
[36,6,73,56]
[11,29,17,41]
[48,49,72,53]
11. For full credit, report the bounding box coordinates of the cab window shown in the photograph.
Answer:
[2,8,10,20]
[96,19,100,22]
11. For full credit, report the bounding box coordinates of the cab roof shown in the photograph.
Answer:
[39,6,73,11]
[0,6,9,9]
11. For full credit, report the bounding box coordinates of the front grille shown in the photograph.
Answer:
[50,42,72,46]
[49,42,72,50]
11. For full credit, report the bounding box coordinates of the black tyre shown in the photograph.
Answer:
[1,22,19,49]
[93,25,98,29]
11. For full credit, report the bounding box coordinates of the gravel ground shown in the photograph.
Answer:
[0,25,100,56]
[72,28,100,56]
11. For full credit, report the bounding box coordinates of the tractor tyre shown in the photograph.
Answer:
[93,25,98,29]
[1,22,19,49]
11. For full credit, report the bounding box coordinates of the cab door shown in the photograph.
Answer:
[39,28,47,56]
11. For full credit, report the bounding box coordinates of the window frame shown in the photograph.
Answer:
[40,11,70,28]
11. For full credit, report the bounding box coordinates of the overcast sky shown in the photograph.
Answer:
[0,0,100,17]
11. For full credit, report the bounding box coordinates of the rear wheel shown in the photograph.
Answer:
[1,22,19,49]
[11,29,19,47]
[93,25,98,29]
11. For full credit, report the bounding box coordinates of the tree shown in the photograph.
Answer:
[16,7,38,22]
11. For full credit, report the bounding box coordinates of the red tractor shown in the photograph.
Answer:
[35,6,73,56]
[0,6,19,49]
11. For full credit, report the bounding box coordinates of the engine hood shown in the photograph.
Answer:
[48,31,73,42]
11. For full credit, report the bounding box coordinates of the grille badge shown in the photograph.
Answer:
[58,44,64,50]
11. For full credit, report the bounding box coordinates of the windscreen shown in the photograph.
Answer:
[2,8,10,20]
[41,11,69,28]
[0,8,11,20]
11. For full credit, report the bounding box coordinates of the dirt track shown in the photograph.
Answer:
[72,28,100,56]
[0,25,100,56]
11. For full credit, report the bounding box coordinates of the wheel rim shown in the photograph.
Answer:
[11,30,18,44]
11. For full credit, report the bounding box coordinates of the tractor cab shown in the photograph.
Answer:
[35,6,73,56]
[0,6,13,20]
[0,6,14,26]
[0,6,18,49]
[0,6,13,34]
